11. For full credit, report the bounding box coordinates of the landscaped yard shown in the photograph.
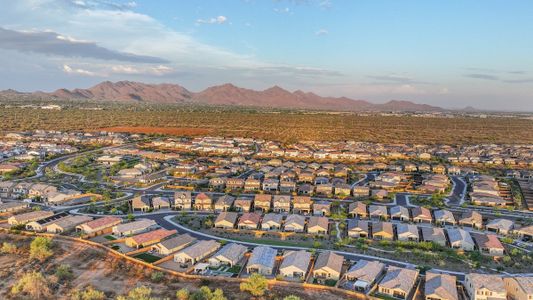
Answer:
[133,253,161,263]
[104,235,117,240]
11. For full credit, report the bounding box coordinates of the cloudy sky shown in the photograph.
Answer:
[1,0,532,111]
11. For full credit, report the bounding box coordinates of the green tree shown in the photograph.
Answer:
[284,296,301,300]
[11,271,51,299]
[71,286,106,300]
[240,273,268,297]
[30,237,53,261]
[127,213,135,221]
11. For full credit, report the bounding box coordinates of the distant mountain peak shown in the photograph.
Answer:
[0,81,446,112]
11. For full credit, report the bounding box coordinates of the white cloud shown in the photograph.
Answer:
[196,15,227,25]
[63,64,98,76]
[315,29,328,36]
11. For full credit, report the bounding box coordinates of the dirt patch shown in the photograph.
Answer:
[93,126,213,136]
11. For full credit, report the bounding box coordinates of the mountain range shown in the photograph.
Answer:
[1,81,448,112]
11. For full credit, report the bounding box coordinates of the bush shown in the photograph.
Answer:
[71,286,106,300]
[150,271,164,283]
[240,273,268,297]
[11,271,51,299]
[29,237,53,261]
[55,264,73,281]
[0,242,17,254]
[176,288,190,300]
[116,286,153,300]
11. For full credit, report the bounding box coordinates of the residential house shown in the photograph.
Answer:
[389,206,409,221]
[225,178,244,190]
[7,210,54,225]
[459,211,483,229]
[261,213,283,231]
[46,215,93,233]
[238,212,261,230]
[25,212,70,232]
[433,209,456,226]
[377,267,419,300]
[421,227,447,246]
[283,214,306,233]
[313,201,331,216]
[297,184,314,195]
[214,195,235,212]
[174,240,221,265]
[112,219,158,237]
[446,228,475,251]
[353,186,370,198]
[76,216,122,234]
[369,205,388,220]
[347,219,370,238]
[312,251,344,281]
[396,224,420,242]
[125,228,177,248]
[152,197,171,210]
[28,183,57,199]
[151,234,196,255]
[0,202,29,213]
[486,219,514,235]
[194,193,212,211]
[471,233,505,257]
[315,183,333,195]
[464,274,506,300]
[246,246,277,275]
[273,195,291,213]
[279,250,312,280]
[344,260,385,292]
[234,198,253,212]
[307,216,329,235]
[131,195,152,212]
[503,276,533,300]
[174,191,192,210]
[424,272,458,300]
[514,225,533,241]
[208,177,226,190]
[372,222,394,240]
[334,184,352,196]
[280,181,296,193]
[244,178,261,191]
[208,243,248,267]
[214,212,238,229]
[262,178,279,191]
[254,194,272,212]
[411,206,433,223]
[293,196,312,214]
[348,202,368,218]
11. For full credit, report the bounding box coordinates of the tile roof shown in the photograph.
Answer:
[425,272,458,300]
[248,246,277,268]
[379,266,419,293]
[345,259,385,283]
[314,251,343,273]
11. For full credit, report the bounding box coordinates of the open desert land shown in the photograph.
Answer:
[1,104,533,144]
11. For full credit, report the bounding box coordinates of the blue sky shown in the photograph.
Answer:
[0,0,532,110]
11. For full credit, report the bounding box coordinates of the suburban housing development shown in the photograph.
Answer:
[1,130,532,299]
